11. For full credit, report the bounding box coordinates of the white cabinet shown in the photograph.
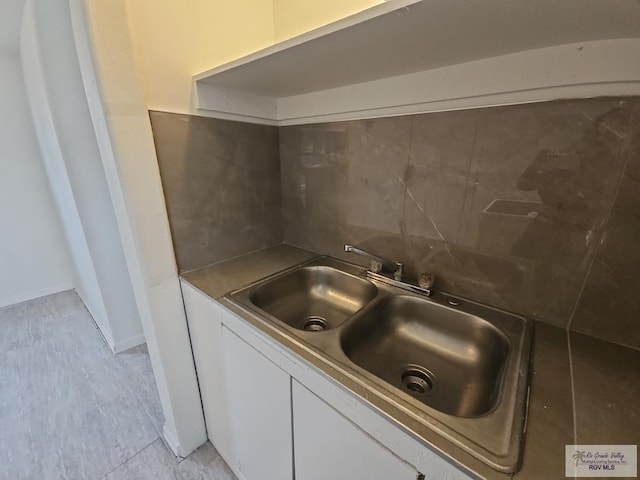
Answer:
[221,325,293,480]
[183,283,292,480]
[183,287,467,480]
[292,380,419,480]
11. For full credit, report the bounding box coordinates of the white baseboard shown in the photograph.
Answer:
[111,333,146,353]
[0,282,75,309]
[73,287,145,354]
[73,286,116,350]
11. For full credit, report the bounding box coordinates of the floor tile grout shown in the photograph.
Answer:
[1,290,235,480]
[97,437,162,480]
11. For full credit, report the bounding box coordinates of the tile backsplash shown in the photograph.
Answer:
[279,98,640,346]
[150,111,282,272]
[570,123,640,348]
[151,97,640,348]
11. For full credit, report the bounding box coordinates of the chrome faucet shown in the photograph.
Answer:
[344,244,404,281]
[344,244,435,296]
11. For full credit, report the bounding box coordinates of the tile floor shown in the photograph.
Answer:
[0,290,236,480]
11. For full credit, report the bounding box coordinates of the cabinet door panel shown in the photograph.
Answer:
[182,282,235,465]
[293,380,418,480]
[222,325,293,480]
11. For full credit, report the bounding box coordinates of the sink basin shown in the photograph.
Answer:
[340,295,510,417]
[228,256,533,473]
[249,265,377,331]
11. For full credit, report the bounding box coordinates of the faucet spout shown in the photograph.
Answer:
[344,244,404,281]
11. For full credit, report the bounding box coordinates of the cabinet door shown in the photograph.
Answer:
[181,282,235,464]
[292,380,419,480]
[222,325,293,480]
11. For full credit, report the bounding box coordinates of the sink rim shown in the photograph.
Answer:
[226,255,534,474]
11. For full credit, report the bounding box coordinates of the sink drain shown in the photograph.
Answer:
[401,365,434,395]
[301,316,328,332]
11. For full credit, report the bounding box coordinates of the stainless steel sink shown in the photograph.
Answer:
[227,256,534,473]
[249,265,377,331]
[341,295,509,418]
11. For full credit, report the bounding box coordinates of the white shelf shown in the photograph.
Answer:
[194,0,640,126]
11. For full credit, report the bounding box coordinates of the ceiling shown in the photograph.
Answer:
[0,0,26,54]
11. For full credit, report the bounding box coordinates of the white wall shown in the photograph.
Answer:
[70,0,206,456]
[126,0,274,115]
[124,0,380,116]
[20,1,112,345]
[56,0,392,455]
[273,0,382,42]
[0,53,75,308]
[19,0,144,352]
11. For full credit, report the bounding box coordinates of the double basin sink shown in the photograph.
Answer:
[227,256,534,473]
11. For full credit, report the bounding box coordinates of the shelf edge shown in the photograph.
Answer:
[194,39,640,126]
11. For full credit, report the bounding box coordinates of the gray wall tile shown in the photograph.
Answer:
[152,97,640,342]
[150,111,283,272]
[280,98,639,330]
[571,105,640,348]
[569,331,640,444]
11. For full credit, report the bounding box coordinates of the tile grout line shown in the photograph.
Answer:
[567,332,578,449]
[111,345,165,439]
[565,104,639,333]
[563,102,640,472]
[131,371,166,439]
[398,116,416,237]
[96,437,162,480]
[2,292,168,480]
[455,109,481,246]
[180,242,287,275]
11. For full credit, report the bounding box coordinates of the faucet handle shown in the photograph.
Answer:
[419,273,435,290]
[369,260,383,273]
[393,262,404,281]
